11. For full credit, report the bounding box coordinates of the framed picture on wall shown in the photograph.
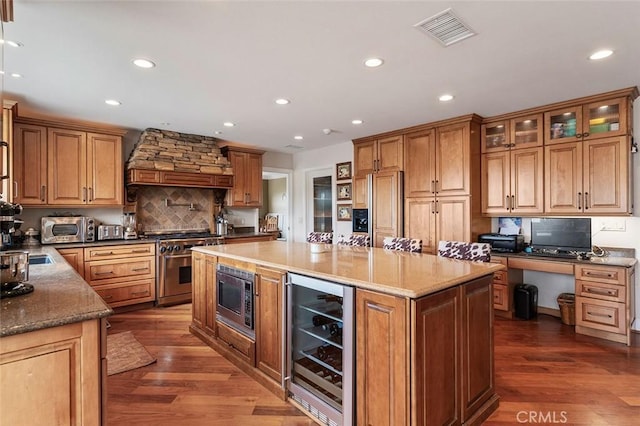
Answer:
[337,205,352,221]
[337,182,352,201]
[336,161,352,181]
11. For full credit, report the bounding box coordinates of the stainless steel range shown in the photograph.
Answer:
[147,230,224,306]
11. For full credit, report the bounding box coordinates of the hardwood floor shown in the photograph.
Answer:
[107,305,640,425]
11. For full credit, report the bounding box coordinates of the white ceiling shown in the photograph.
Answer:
[3,1,640,154]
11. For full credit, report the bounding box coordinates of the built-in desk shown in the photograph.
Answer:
[490,249,636,346]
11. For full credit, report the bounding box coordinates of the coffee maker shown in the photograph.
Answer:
[0,200,23,250]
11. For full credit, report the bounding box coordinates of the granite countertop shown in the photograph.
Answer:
[1,246,113,337]
[193,241,504,299]
[223,232,276,239]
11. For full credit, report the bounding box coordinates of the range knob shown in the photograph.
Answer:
[166,246,174,252]
[159,246,167,253]
[173,245,181,252]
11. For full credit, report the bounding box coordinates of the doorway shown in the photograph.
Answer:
[261,168,292,241]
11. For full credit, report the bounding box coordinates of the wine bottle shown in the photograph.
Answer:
[329,322,343,337]
[312,314,336,326]
[317,294,343,304]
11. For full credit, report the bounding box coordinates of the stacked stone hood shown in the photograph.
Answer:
[126,128,234,188]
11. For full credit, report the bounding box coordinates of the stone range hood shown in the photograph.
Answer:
[126,128,234,189]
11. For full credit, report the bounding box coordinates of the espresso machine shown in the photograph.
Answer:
[0,200,23,251]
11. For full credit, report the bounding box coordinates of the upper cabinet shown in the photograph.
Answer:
[545,96,630,145]
[481,113,543,153]
[14,119,124,206]
[353,134,403,177]
[222,146,264,207]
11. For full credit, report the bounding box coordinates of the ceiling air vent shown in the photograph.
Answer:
[414,8,476,47]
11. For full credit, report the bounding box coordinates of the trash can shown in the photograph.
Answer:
[557,293,575,325]
[514,284,538,320]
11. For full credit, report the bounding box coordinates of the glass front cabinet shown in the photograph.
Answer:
[481,113,543,153]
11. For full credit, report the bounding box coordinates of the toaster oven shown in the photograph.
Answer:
[41,216,96,244]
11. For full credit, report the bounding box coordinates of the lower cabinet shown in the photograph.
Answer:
[255,266,285,383]
[490,256,522,317]
[57,247,85,279]
[356,275,497,425]
[216,320,256,366]
[0,318,106,426]
[192,251,217,336]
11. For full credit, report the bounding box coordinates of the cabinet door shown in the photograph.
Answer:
[353,140,376,177]
[544,105,583,145]
[460,276,495,421]
[404,129,435,198]
[245,153,263,206]
[47,128,87,205]
[356,289,408,426]
[434,196,471,254]
[191,251,206,329]
[481,152,510,215]
[87,133,123,205]
[435,123,470,196]
[377,135,403,173]
[583,137,629,214]
[57,248,85,279]
[413,286,460,425]
[352,175,368,209]
[583,97,628,140]
[227,151,248,206]
[204,256,218,336]
[13,123,47,205]
[372,171,402,248]
[481,120,509,153]
[510,146,543,214]
[255,266,284,383]
[544,142,583,213]
[405,197,436,255]
[510,113,543,150]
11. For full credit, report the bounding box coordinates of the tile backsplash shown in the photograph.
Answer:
[137,186,213,232]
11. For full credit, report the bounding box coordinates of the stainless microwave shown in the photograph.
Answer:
[41,216,96,244]
[216,264,255,339]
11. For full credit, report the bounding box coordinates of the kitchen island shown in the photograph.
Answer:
[191,241,504,425]
[0,247,112,426]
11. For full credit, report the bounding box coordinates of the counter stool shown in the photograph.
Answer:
[382,237,422,253]
[307,232,333,244]
[437,240,491,262]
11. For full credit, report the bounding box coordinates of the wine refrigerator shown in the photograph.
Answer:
[286,273,354,426]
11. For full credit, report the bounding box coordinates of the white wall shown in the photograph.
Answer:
[292,141,353,242]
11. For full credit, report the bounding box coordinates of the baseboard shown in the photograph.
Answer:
[538,306,560,318]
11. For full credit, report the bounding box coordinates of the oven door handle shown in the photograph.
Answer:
[162,253,192,260]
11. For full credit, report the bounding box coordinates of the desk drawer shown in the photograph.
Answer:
[493,284,508,311]
[577,280,625,303]
[575,296,625,334]
[574,264,624,286]
[492,270,507,285]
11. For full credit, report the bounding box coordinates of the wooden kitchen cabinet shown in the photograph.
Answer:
[372,170,403,247]
[0,319,105,426]
[481,146,544,215]
[404,128,436,198]
[575,263,635,345]
[481,113,543,153]
[192,251,217,337]
[353,134,403,177]
[83,243,156,308]
[2,101,17,202]
[222,146,264,207]
[545,136,630,214]
[255,266,285,383]
[352,175,368,209]
[13,118,124,206]
[57,247,85,279]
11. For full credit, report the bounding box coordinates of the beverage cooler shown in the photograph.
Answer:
[286,273,353,426]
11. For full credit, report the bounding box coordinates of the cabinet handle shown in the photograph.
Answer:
[95,271,114,275]
[584,192,590,210]
[93,251,115,256]
[586,287,616,296]
[435,180,439,194]
[430,180,435,194]
[431,201,435,214]
[575,133,583,138]
[131,290,150,297]
[131,249,150,254]
[435,200,439,214]
[102,295,113,300]
[583,132,590,138]
[511,195,515,210]
[82,187,87,202]
[577,192,582,210]
[88,187,93,202]
[131,267,149,272]
[584,271,615,279]
[587,311,612,319]
[41,185,46,202]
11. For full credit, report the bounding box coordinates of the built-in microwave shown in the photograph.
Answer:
[216,264,255,339]
[41,216,96,244]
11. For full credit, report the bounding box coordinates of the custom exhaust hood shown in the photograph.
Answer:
[126,128,234,189]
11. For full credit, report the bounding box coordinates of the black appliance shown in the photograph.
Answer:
[0,200,23,251]
[352,208,368,233]
[530,218,591,253]
[216,264,255,339]
[514,284,538,320]
[478,233,525,253]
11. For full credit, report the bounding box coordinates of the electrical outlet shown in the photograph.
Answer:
[601,219,626,231]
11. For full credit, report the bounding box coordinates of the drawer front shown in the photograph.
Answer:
[85,244,156,261]
[493,284,508,311]
[491,256,508,266]
[574,264,624,286]
[216,320,256,366]
[86,258,155,283]
[492,270,507,285]
[575,296,625,334]
[95,279,155,307]
[577,280,625,303]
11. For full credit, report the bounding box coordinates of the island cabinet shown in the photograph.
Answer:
[13,118,125,206]
[222,146,264,207]
[0,318,106,426]
[357,275,497,426]
[255,266,285,383]
[192,251,217,336]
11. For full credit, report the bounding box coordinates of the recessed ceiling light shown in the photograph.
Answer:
[275,98,290,105]
[439,94,454,102]
[294,135,303,140]
[214,131,222,135]
[160,122,170,126]
[364,58,384,68]
[352,119,363,125]
[1,40,23,48]
[10,73,22,78]
[133,58,156,68]
[105,99,121,106]
[223,122,235,127]
[0,71,4,75]
[589,49,613,60]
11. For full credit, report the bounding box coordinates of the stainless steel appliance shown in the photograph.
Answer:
[0,250,33,298]
[287,273,354,426]
[0,200,23,250]
[216,264,255,338]
[154,231,224,306]
[97,224,124,241]
[41,216,96,244]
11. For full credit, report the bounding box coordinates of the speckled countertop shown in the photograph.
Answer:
[193,241,504,299]
[0,246,112,337]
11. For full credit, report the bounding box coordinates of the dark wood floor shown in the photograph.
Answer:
[107,304,640,425]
